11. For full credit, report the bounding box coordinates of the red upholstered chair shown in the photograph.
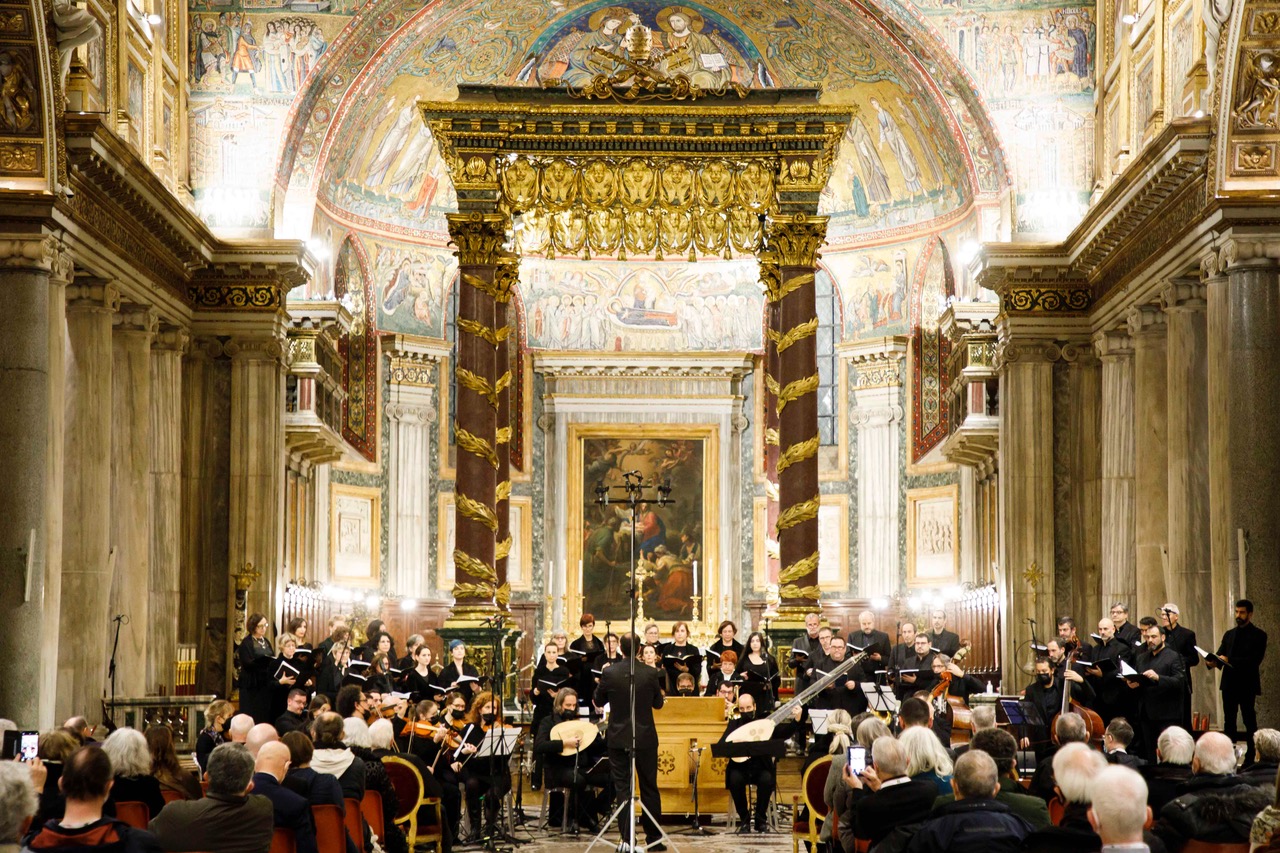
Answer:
[1048,796,1066,826]
[161,790,185,804]
[345,797,366,853]
[381,755,444,853]
[270,828,297,853]
[790,754,832,853]
[360,791,384,842]
[1180,843,1249,853]
[113,801,149,830]
[312,805,345,853]
[854,838,871,853]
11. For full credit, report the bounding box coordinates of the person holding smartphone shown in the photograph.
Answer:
[840,735,939,847]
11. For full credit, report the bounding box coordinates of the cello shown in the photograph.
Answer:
[930,644,975,745]
[1054,644,1105,747]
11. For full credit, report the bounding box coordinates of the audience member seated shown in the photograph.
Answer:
[310,712,367,801]
[144,726,200,802]
[952,705,997,759]
[32,729,79,827]
[932,728,1051,830]
[1104,718,1146,769]
[819,710,855,853]
[0,760,39,852]
[1028,713,1089,802]
[897,698,932,734]
[227,714,254,745]
[1142,727,1195,813]
[1087,765,1154,853]
[900,751,1033,853]
[340,714,406,853]
[855,716,892,749]
[842,735,938,847]
[196,700,235,775]
[148,743,273,853]
[335,686,369,724]
[1239,729,1280,789]
[1018,742,1111,853]
[1152,732,1270,852]
[279,732,344,808]
[245,723,279,759]
[900,725,954,794]
[368,718,454,853]
[23,746,163,853]
[1251,771,1280,853]
[252,741,318,853]
[275,689,310,736]
[63,717,97,746]
[101,729,167,821]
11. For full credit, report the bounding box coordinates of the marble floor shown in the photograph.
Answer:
[461,822,795,853]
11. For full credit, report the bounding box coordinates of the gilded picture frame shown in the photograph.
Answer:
[906,484,959,587]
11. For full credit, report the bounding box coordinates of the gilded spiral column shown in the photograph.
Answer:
[492,255,518,613]
[446,213,507,622]
[761,256,782,589]
[766,216,827,616]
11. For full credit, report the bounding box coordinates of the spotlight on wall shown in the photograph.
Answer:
[871,596,890,611]
[306,239,330,262]
[400,598,418,612]
[146,13,162,24]
[365,594,381,609]
[958,239,981,264]
[1121,13,1138,24]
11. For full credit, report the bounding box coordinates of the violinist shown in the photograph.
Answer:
[533,687,608,832]
[428,692,468,832]
[370,710,456,853]
[662,621,703,692]
[704,649,740,697]
[452,691,510,844]
[404,643,436,702]
[531,640,572,790]
[735,631,780,713]
[927,653,981,747]
[434,640,480,706]
[1021,656,1093,758]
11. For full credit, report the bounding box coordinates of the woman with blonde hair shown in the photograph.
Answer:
[196,698,235,773]
[900,724,954,793]
[821,709,857,851]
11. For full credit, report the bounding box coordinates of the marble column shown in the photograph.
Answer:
[445,213,505,622]
[1094,329,1136,612]
[1127,304,1169,613]
[0,236,66,727]
[110,306,157,699]
[850,348,905,597]
[59,279,119,723]
[1061,345,1101,623]
[997,338,1056,688]
[386,382,435,600]
[765,216,828,619]
[1161,279,1214,718]
[1222,244,1280,727]
[149,329,187,693]
[227,331,287,624]
[1203,256,1234,674]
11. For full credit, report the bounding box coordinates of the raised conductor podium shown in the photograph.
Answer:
[652,696,730,814]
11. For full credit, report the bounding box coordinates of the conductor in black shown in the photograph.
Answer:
[595,631,666,851]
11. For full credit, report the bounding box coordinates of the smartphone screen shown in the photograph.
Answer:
[847,745,867,774]
[19,731,37,762]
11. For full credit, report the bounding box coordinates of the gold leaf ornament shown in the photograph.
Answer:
[456,426,500,468]
[776,373,820,413]
[501,157,539,209]
[767,317,818,353]
[779,551,819,584]
[453,548,499,584]
[777,495,820,531]
[776,435,819,474]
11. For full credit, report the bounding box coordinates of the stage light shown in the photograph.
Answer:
[871,597,889,611]
[365,594,381,609]
[400,598,418,612]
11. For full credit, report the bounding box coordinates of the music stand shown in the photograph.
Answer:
[999,698,1044,774]
[864,683,899,718]
[808,709,832,736]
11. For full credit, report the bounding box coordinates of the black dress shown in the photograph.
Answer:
[706,638,745,669]
[661,642,703,692]
[404,667,435,702]
[236,634,277,723]
[734,654,779,712]
[569,635,605,701]
[434,661,481,707]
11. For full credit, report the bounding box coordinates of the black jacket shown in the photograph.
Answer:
[928,629,962,657]
[275,711,309,736]
[281,767,344,808]
[1086,638,1134,706]
[902,797,1032,853]
[1019,802,1168,853]
[1115,621,1143,647]
[24,817,164,853]
[106,775,166,824]
[1142,762,1193,813]
[1237,760,1279,788]
[251,772,318,853]
[1106,749,1147,769]
[1133,645,1187,721]
[594,656,665,749]
[1153,774,1273,850]
[1162,624,1200,692]
[1216,621,1268,697]
[850,778,938,844]
[148,792,274,853]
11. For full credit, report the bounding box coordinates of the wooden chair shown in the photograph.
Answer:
[270,828,297,853]
[161,790,185,804]
[360,790,385,842]
[312,805,346,853]
[854,838,871,853]
[790,754,832,853]
[345,797,366,853]
[113,801,149,830]
[1180,842,1249,853]
[1048,795,1066,826]
[381,756,444,852]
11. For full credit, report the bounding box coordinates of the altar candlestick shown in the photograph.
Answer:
[692,560,698,597]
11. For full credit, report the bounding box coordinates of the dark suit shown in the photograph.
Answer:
[850,778,940,844]
[1085,638,1134,723]
[1162,623,1199,730]
[1106,749,1147,769]
[1216,620,1268,764]
[149,792,274,853]
[847,630,891,677]
[251,772,318,853]
[717,716,798,828]
[594,657,664,845]
[1022,676,1093,760]
[928,629,961,657]
[1114,621,1143,648]
[1132,644,1186,760]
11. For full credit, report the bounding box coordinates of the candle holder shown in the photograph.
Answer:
[690,593,701,624]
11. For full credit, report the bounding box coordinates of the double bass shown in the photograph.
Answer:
[930,644,975,745]
[1054,644,1105,747]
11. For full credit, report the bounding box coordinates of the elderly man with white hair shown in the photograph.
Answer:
[904,750,1032,853]
[1144,726,1195,812]
[1239,728,1280,788]
[1088,765,1152,852]
[227,713,254,744]
[1152,731,1271,851]
[1019,742,1109,852]
[842,735,939,846]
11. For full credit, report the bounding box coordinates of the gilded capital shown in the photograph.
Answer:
[766,215,828,267]
[493,255,520,304]
[447,213,509,267]
[758,252,782,303]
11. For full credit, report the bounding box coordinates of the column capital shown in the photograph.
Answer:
[764,214,828,268]
[113,304,158,337]
[1219,236,1280,272]
[224,334,287,365]
[1092,327,1134,359]
[387,401,437,425]
[446,213,510,266]
[0,235,72,280]
[152,327,190,353]
[1126,303,1167,337]
[1160,279,1207,313]
[852,404,905,428]
[65,280,121,314]
[845,336,908,389]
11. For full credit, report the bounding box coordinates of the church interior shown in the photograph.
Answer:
[2,0,1279,843]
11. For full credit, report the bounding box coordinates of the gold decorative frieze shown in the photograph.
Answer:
[1003,285,1092,313]
[188,283,285,310]
[0,143,40,173]
[1225,5,1280,183]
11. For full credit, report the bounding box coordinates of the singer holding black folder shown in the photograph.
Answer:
[434,639,480,707]
[662,621,703,689]
[735,631,779,712]
[237,612,281,723]
[707,620,746,662]
[1127,622,1186,761]
[530,640,572,789]
[404,644,436,702]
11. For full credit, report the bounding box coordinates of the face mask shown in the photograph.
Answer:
[678,688,694,696]
[1036,673,1052,685]
[482,712,497,725]
[451,709,466,720]
[739,710,754,720]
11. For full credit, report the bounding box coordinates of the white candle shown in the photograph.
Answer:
[693,560,699,597]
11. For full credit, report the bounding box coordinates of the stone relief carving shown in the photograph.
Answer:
[1204,0,1235,110]
[50,0,101,87]
[1235,49,1280,129]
